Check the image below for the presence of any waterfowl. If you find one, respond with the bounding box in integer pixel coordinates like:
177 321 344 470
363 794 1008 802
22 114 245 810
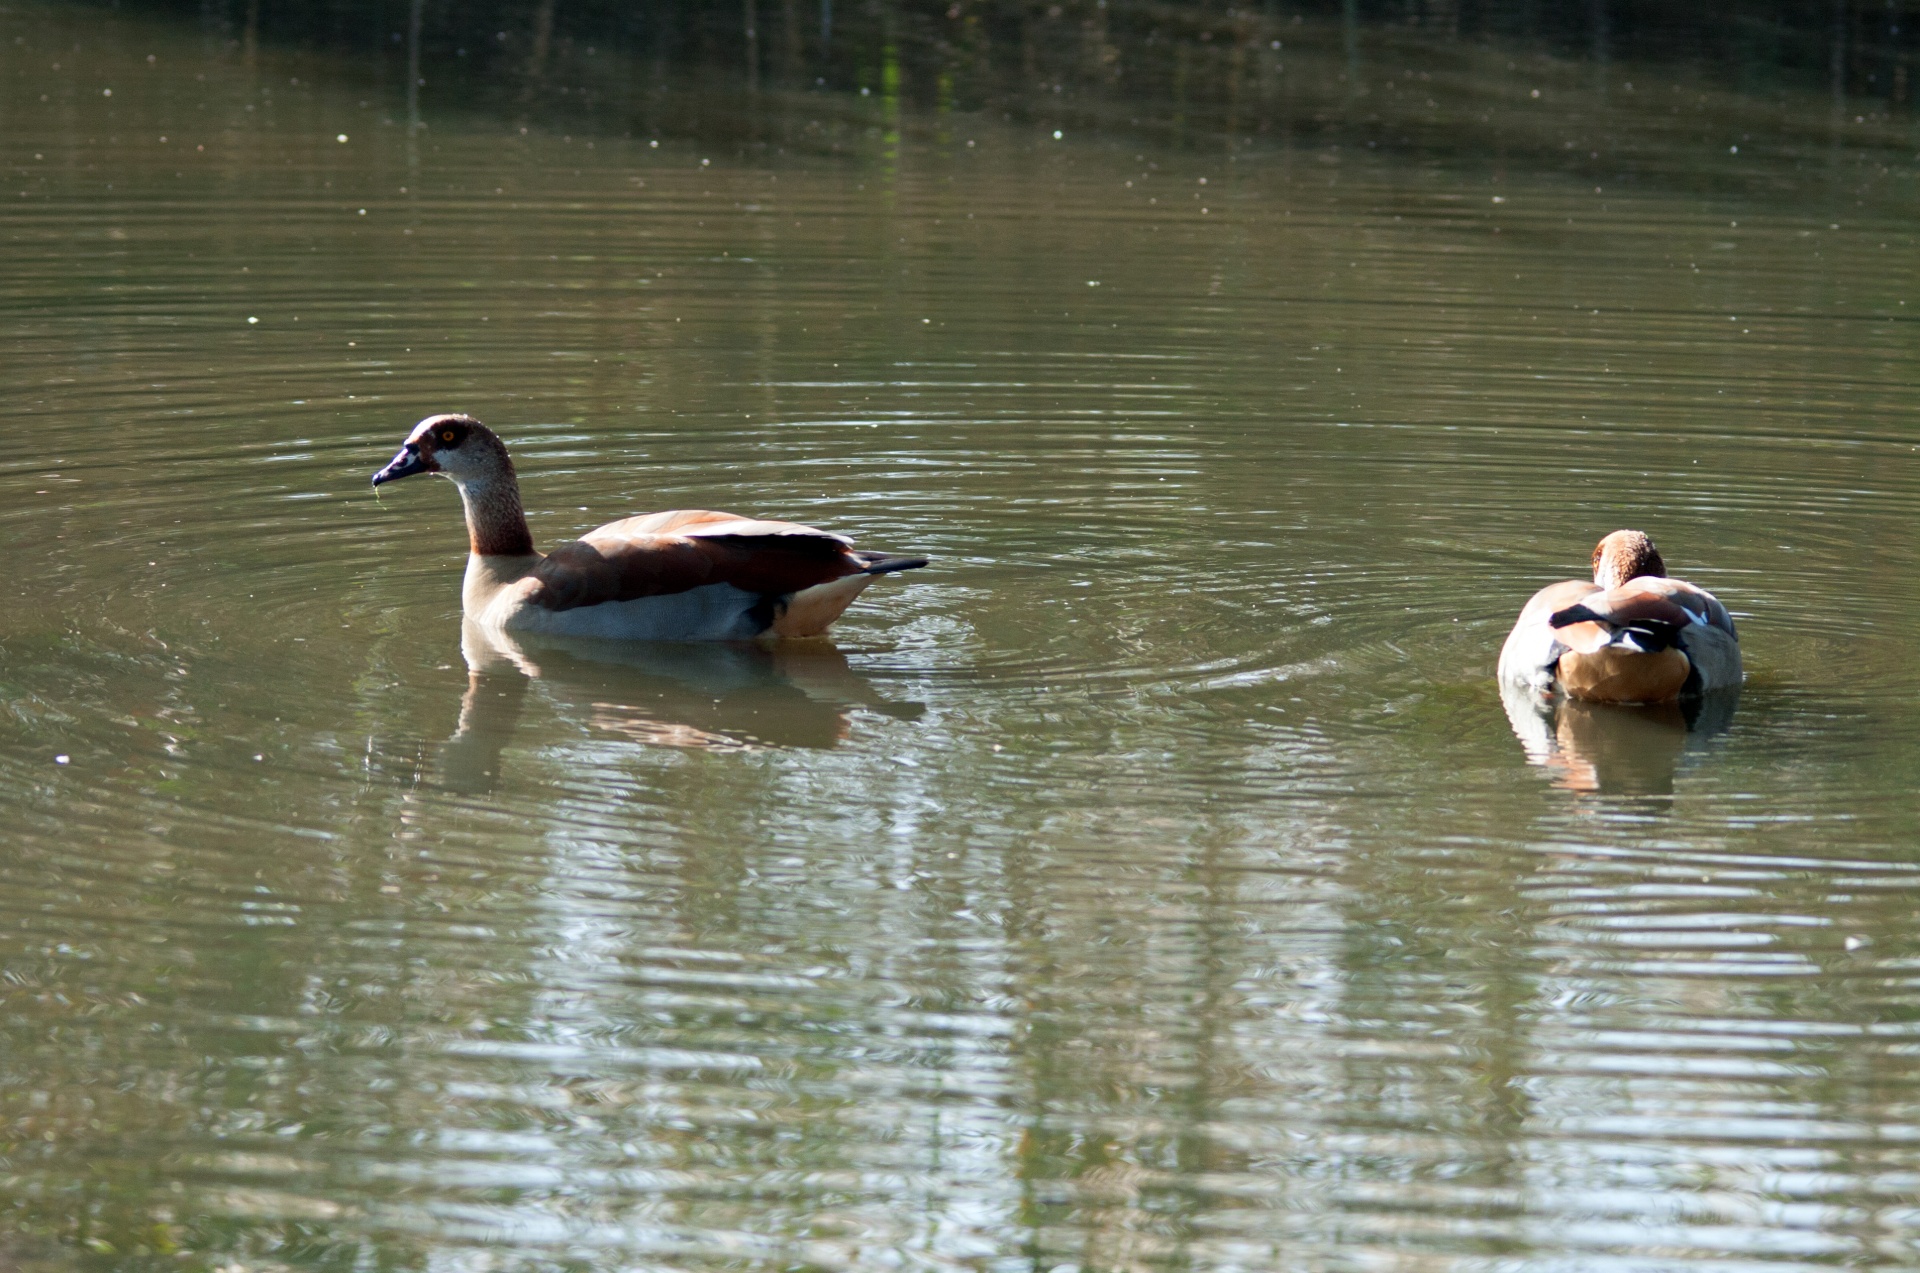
371 414 927 640
1497 529 1741 704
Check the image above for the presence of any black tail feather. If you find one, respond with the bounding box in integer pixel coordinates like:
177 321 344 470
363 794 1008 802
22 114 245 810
1551 602 1685 653
1548 604 1600 629
854 552 929 576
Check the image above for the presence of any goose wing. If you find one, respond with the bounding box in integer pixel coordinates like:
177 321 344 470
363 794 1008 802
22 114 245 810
528 509 870 613
1498 578 1600 691
1548 577 1736 651
1627 577 1736 637
1549 576 1741 691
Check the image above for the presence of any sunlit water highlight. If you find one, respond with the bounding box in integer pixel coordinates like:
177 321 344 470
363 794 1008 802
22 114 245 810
5 5 1920 1270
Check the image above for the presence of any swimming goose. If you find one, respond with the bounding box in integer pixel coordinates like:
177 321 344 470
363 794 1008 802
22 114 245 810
371 414 927 640
1497 529 1741 704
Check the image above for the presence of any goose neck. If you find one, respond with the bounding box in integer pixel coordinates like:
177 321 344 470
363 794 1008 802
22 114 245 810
454 473 536 558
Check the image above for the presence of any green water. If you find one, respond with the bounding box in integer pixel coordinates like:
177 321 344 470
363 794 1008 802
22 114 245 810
5 5 1920 1269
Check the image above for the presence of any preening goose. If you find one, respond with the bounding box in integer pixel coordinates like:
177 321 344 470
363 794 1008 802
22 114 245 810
1498 530 1741 704
371 414 927 640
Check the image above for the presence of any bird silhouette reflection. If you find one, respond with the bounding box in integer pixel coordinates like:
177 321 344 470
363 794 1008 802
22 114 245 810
1500 681 1738 796
439 621 924 792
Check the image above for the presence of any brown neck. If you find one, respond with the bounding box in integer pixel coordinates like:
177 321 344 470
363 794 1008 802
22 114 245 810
455 475 536 557
1593 531 1665 590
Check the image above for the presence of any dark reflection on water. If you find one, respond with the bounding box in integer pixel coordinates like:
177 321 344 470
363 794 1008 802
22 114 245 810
128 0 1920 168
1502 683 1740 796
6 1 1920 1269
443 622 927 790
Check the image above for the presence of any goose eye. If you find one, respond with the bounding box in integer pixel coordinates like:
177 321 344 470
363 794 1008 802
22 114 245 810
440 429 456 443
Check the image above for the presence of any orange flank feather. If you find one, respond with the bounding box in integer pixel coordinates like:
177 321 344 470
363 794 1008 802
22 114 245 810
1557 646 1693 704
771 575 882 637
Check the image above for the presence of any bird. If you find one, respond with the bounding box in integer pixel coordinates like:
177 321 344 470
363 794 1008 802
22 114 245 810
371 413 927 640
1497 529 1741 704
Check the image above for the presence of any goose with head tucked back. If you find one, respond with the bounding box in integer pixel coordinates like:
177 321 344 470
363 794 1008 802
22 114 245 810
371 414 927 640
1498 529 1741 704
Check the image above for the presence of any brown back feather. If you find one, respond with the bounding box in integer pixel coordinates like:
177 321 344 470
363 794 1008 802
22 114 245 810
527 531 864 612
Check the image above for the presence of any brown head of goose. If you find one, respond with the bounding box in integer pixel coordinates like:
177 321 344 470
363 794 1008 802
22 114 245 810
1498 529 1741 704
372 413 927 640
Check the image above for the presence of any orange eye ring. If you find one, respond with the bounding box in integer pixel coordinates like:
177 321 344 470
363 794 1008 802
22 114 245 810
441 430 456 442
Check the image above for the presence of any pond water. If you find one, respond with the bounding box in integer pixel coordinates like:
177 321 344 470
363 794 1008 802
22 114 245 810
5 4 1920 1270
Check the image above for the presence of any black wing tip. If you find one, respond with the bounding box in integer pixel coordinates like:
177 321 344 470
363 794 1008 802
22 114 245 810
857 553 930 575
1549 603 1599 629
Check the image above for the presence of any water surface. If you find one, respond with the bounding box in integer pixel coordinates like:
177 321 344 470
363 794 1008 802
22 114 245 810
6 6 1920 1269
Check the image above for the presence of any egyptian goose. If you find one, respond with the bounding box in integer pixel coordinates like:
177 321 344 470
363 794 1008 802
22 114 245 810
1497 530 1741 704
371 414 927 640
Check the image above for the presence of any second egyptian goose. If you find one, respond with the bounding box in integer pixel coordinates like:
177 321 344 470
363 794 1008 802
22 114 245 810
1498 530 1742 704
371 414 927 640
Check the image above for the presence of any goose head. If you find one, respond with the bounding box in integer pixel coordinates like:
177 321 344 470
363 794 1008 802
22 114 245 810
371 413 513 489
1591 529 1666 590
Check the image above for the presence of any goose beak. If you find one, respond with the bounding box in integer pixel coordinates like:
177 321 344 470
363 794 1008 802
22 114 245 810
371 444 432 487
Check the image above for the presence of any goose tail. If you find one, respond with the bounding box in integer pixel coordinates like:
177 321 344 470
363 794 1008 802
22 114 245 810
854 552 930 576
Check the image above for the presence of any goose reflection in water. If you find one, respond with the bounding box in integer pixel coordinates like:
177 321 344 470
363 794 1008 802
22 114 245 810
439 620 925 792
1500 681 1738 796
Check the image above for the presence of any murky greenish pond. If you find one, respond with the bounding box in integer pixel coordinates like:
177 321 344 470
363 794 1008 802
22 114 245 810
6 3 1920 1269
